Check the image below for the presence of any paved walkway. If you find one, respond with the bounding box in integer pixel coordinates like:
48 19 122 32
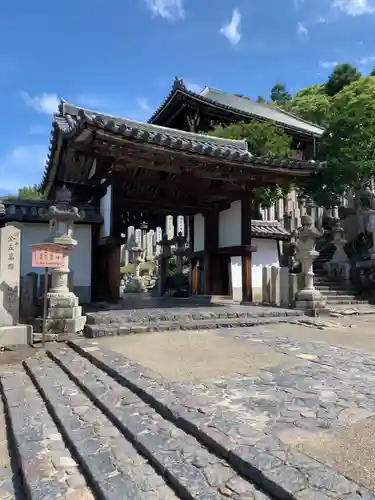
97 314 375 494
2 313 375 498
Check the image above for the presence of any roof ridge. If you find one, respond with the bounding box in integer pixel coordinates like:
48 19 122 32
59 100 250 150
201 87 325 132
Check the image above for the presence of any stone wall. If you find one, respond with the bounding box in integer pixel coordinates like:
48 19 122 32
253 266 302 308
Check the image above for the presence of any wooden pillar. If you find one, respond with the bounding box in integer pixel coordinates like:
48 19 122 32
107 244 121 303
188 216 198 295
203 211 219 295
241 193 252 303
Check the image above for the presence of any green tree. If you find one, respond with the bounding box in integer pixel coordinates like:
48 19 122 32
270 82 292 106
304 77 375 207
209 121 293 207
325 63 361 97
17 185 44 199
256 95 266 103
370 68 375 77
287 84 331 126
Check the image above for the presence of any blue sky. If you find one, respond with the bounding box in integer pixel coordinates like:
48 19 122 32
0 0 374 195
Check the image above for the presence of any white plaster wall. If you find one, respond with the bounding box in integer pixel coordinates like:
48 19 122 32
193 213 205 252
230 256 242 302
100 185 112 238
18 223 92 288
219 200 241 248
251 238 279 288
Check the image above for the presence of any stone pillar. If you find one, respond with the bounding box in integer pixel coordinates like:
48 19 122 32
173 232 187 274
43 185 86 335
295 215 326 312
329 221 350 284
156 234 173 296
0 225 21 325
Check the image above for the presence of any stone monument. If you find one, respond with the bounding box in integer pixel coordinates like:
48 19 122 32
295 215 326 312
35 185 87 338
0 202 32 344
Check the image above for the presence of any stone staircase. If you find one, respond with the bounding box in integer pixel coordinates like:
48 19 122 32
1 340 373 499
83 304 305 338
314 271 368 306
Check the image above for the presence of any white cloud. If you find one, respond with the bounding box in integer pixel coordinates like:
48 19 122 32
358 55 375 64
185 81 202 93
20 92 59 115
297 21 309 38
0 145 47 194
332 0 375 15
319 60 338 68
137 98 152 112
144 0 185 20
220 8 242 46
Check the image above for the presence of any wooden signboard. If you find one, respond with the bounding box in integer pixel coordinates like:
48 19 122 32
31 243 65 268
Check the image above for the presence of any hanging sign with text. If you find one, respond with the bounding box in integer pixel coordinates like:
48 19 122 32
31 243 66 268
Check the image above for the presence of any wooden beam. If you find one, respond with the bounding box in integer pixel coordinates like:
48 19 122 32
111 168 245 199
241 186 253 303
86 130 317 176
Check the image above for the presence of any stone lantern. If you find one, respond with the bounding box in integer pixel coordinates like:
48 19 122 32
124 234 145 293
44 185 87 335
295 215 326 311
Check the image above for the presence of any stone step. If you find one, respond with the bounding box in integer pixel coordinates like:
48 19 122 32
0 387 21 499
48 345 271 499
317 289 359 297
67 339 375 500
24 355 180 500
84 315 306 338
86 307 304 326
1 366 94 499
325 298 369 305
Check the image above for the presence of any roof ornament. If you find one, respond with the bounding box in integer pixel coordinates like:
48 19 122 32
0 200 6 218
55 184 72 204
173 76 187 91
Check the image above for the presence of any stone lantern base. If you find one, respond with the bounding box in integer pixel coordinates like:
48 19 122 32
33 292 87 340
295 288 327 313
124 277 146 293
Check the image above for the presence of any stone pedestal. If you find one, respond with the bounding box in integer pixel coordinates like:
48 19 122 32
34 186 87 337
295 215 326 312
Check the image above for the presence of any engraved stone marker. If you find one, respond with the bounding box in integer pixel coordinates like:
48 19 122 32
0 225 21 325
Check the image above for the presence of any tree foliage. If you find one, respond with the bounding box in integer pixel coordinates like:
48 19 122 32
7 185 44 200
303 77 375 207
325 63 361 97
270 82 292 106
209 121 293 207
287 84 331 126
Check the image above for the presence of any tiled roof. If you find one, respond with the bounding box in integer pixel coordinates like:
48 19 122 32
0 198 102 224
149 80 325 137
42 100 320 189
251 220 290 240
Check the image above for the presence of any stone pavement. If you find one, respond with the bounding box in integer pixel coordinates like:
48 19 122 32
2 315 375 498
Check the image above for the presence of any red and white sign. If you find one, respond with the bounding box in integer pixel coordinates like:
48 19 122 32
31 243 66 268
